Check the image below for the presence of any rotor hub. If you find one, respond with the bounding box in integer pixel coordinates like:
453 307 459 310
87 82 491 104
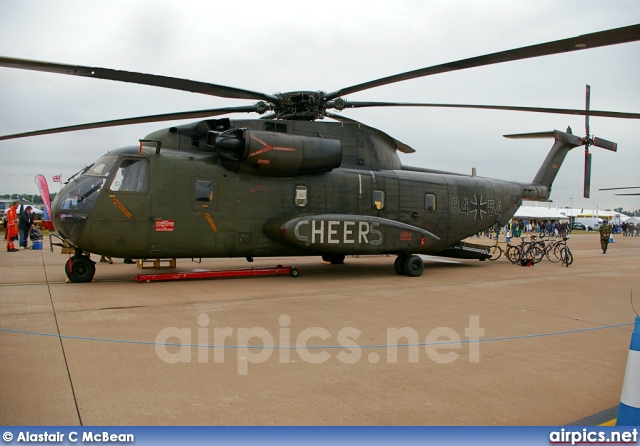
271 91 329 120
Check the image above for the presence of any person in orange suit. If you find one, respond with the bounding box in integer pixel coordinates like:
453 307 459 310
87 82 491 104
5 202 19 252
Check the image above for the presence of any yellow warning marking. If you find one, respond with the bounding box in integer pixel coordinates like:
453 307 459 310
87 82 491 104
112 198 132 218
205 213 218 233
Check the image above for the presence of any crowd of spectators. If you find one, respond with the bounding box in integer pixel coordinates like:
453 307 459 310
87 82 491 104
479 219 569 239
479 218 638 239
620 221 639 237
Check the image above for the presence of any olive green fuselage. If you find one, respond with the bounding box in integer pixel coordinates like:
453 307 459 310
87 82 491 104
51 118 543 260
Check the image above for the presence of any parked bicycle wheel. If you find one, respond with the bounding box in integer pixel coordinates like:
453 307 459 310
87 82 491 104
506 245 521 264
545 242 562 263
559 246 573 267
530 244 545 264
552 243 567 263
488 244 502 261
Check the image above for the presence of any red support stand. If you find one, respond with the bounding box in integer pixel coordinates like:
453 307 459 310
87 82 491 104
136 265 299 283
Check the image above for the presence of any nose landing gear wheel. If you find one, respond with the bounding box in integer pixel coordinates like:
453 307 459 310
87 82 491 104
65 255 96 283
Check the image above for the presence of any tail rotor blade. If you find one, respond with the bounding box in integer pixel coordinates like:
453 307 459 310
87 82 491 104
593 136 618 151
585 84 591 137
584 151 592 198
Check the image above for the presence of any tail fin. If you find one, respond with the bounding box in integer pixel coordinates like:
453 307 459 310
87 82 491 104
504 128 583 200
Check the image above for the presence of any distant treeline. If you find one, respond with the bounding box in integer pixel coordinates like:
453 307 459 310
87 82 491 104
1 193 58 205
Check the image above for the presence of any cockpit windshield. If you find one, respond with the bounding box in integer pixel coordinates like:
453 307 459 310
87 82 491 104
56 155 118 212
58 176 105 211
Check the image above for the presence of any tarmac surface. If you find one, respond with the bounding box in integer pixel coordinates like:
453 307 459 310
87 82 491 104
1 232 638 426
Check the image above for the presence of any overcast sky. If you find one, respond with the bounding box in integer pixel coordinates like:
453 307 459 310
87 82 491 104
0 0 638 211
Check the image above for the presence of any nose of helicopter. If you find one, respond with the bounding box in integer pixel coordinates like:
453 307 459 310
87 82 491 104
51 200 90 246
51 176 105 246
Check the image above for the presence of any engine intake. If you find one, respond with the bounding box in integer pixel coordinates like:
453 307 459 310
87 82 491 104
208 128 341 176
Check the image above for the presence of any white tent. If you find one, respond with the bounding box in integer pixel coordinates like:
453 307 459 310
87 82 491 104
625 217 640 225
513 206 569 220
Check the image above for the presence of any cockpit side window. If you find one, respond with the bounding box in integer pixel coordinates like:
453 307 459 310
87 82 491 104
109 159 148 192
87 155 118 177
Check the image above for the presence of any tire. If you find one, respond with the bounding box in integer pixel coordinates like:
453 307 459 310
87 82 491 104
506 246 521 264
289 267 299 277
552 244 566 263
560 247 573 266
322 254 345 264
545 243 561 263
394 253 409 275
531 246 545 264
488 244 502 261
403 255 424 277
65 256 96 283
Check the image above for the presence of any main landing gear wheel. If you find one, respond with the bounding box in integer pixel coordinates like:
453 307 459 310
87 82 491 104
394 253 409 275
65 255 96 283
394 253 424 277
322 254 346 265
404 255 424 277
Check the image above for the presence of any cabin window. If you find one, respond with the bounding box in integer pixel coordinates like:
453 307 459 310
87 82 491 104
425 193 436 212
195 180 213 202
109 159 148 192
295 185 308 207
373 190 385 210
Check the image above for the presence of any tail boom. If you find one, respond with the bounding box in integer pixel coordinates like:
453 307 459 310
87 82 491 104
505 129 583 201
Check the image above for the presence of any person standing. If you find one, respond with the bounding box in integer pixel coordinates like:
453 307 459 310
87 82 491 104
599 220 612 254
5 202 19 252
18 206 34 249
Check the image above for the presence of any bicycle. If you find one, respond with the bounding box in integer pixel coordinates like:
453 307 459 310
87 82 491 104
560 243 573 267
507 235 545 265
487 237 512 261
552 235 573 266
543 235 563 263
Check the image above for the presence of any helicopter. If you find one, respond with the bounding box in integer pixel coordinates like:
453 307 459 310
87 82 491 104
1 24 639 283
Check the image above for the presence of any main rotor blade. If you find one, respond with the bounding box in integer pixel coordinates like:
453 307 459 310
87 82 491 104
599 186 640 191
326 24 640 100
0 56 280 103
0 106 258 141
341 101 640 119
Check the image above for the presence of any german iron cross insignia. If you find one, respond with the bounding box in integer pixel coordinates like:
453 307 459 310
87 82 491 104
470 195 488 220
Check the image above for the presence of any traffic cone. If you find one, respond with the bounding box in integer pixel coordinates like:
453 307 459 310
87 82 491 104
616 316 640 425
